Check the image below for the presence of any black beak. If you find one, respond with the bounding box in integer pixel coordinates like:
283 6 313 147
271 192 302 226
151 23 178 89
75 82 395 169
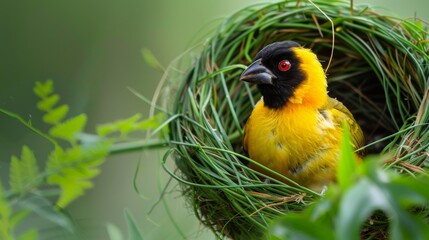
240 59 276 85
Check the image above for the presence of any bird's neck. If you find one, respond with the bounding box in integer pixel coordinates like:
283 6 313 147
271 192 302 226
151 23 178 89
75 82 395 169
260 78 328 110
286 48 328 109
288 80 328 108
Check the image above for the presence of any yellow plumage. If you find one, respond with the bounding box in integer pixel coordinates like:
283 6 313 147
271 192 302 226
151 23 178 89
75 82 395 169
241 41 364 191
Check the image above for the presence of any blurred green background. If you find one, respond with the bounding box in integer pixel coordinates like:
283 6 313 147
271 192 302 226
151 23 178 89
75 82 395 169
0 0 427 239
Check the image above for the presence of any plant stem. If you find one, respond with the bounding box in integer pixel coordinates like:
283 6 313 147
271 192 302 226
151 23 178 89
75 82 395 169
108 139 168 155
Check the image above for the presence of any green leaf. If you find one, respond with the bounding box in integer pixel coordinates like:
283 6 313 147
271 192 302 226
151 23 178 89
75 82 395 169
17 229 37 240
337 160 429 240
46 143 109 207
270 212 334 240
141 48 163 70
17 194 75 232
49 113 87 143
97 113 166 138
337 122 357 191
393 175 429 202
106 223 124 240
0 183 12 240
137 113 165 130
308 189 337 220
269 153 429 240
124 209 143 240
43 104 69 125
96 113 141 137
10 146 41 193
33 80 54 98
115 114 142 137
37 94 60 112
337 178 379 240
96 123 117 137
10 209 30 230
2 179 37 240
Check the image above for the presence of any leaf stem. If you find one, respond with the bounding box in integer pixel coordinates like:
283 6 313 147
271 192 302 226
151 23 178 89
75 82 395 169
0 108 59 149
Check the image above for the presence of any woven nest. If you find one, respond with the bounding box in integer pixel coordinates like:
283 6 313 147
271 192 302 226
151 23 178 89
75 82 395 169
164 0 429 239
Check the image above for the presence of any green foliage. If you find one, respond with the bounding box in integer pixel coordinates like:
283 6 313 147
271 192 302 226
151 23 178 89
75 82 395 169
106 210 145 240
97 112 165 139
49 114 87 144
18 194 75 232
33 80 108 208
337 123 358 191
36 93 60 111
0 183 13 240
16 229 37 240
34 79 87 144
269 131 429 240
0 79 166 239
125 209 144 240
43 104 69 125
338 162 429 240
46 144 108 208
107 223 124 240
10 146 41 194
33 80 54 99
141 48 163 70
34 80 69 125
402 19 428 47
0 184 37 240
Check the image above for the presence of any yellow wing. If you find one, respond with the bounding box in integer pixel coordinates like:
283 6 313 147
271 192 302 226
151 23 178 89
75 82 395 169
321 97 365 152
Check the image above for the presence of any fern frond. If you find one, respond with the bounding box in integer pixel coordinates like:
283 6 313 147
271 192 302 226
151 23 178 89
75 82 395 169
137 112 165 131
36 94 60 112
43 104 69 125
33 80 54 99
97 112 165 138
49 114 87 144
46 143 110 208
9 146 41 194
4 78 166 237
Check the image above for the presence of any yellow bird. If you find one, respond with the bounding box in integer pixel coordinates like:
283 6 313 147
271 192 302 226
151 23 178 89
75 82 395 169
241 41 364 191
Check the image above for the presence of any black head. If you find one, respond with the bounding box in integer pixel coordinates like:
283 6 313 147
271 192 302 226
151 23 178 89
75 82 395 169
240 41 306 109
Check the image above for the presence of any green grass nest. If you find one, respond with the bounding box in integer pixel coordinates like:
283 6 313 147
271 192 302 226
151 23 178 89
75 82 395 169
162 0 428 239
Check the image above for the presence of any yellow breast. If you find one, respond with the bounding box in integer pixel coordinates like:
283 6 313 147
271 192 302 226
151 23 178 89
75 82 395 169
243 99 343 190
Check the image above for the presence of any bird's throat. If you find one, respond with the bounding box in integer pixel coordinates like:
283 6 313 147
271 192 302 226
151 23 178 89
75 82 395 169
258 84 294 109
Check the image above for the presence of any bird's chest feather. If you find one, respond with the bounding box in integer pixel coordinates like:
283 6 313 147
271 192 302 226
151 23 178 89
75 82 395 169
245 100 339 184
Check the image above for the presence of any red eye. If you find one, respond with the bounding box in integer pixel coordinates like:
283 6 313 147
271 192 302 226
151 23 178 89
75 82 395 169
278 60 291 71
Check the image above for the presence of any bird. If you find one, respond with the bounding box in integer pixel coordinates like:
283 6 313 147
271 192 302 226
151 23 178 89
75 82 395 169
240 41 364 191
